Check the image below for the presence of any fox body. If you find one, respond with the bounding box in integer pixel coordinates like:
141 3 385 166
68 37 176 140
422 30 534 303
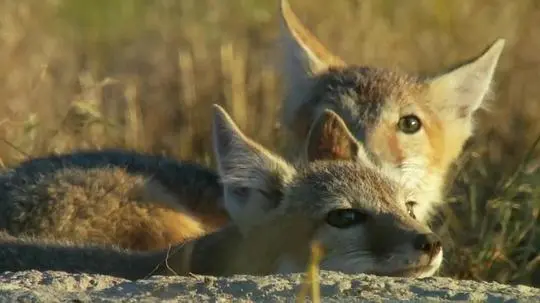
0 105 443 280
279 0 505 222
0 150 229 251
0 1 504 253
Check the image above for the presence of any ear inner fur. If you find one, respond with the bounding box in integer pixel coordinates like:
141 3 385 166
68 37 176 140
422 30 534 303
427 38 505 116
307 110 359 162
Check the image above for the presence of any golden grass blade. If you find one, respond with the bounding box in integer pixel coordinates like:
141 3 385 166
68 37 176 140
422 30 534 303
296 240 324 303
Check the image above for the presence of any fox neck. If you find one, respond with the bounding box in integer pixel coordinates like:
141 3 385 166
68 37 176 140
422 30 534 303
411 174 444 223
155 219 312 277
385 159 445 223
155 224 244 276
228 215 315 275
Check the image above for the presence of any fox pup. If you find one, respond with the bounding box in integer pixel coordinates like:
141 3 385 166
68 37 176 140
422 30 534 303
278 0 505 222
0 149 229 251
0 105 443 280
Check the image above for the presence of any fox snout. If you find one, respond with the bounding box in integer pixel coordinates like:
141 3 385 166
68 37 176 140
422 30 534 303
413 232 443 262
354 213 444 277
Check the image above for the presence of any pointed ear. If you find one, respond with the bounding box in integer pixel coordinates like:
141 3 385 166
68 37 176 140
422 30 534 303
211 104 294 228
211 103 249 175
279 0 347 135
212 104 291 183
279 0 346 78
306 109 374 167
427 39 505 117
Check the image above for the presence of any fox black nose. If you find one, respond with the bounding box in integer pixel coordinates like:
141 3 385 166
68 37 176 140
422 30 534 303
414 233 442 256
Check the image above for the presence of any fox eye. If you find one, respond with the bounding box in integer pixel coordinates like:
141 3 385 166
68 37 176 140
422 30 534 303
231 187 250 198
398 115 422 134
258 189 283 209
405 201 417 219
326 209 369 228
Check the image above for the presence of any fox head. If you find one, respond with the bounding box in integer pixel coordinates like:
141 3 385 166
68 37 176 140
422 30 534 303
210 104 443 277
278 0 506 222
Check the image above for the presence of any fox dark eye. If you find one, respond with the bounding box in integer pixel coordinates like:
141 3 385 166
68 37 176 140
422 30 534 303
398 115 422 134
406 201 417 219
258 189 283 209
326 209 369 228
231 187 250 198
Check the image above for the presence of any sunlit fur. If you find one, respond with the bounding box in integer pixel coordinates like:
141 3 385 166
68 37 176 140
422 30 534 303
279 0 505 222
0 106 443 279
0 150 229 251
211 105 444 277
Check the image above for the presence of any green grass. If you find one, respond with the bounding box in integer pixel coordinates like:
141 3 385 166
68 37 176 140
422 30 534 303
0 0 538 287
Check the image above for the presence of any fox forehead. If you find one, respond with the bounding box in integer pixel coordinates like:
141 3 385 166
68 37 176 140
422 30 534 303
301 66 427 136
286 161 407 215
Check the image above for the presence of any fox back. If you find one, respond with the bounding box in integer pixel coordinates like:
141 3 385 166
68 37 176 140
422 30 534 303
278 0 505 221
0 105 444 279
0 150 229 251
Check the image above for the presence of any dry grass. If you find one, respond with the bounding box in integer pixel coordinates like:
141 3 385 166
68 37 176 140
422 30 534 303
296 241 324 303
0 0 539 287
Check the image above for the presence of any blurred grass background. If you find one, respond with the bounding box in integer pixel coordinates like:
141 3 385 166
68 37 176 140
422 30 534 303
0 0 539 287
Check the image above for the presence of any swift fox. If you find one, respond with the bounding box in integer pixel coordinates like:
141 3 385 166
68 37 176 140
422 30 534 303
0 105 443 280
279 0 506 222
0 149 229 251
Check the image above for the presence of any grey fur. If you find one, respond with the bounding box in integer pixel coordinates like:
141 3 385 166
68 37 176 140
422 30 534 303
278 0 505 221
0 106 444 279
0 149 229 251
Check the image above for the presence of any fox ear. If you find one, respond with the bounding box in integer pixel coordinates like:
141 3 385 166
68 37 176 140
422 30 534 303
211 104 294 232
212 104 252 174
306 109 374 167
427 39 505 117
279 0 345 78
212 103 291 189
279 0 347 126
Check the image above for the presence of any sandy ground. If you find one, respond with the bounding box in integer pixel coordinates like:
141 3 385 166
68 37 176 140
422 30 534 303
0 270 538 302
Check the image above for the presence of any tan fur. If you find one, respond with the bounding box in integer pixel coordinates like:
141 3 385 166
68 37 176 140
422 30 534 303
0 152 229 251
279 0 506 222
210 105 444 277
0 105 444 279
3 167 214 251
